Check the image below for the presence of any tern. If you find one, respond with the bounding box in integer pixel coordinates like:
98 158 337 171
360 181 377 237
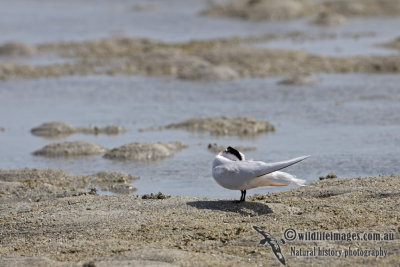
212 146 309 202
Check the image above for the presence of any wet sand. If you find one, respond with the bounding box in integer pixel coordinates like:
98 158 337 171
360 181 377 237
0 170 399 266
203 0 400 21
1 34 400 81
31 121 126 138
165 116 275 136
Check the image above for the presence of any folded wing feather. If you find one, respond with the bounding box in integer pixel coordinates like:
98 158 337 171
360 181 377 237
232 155 310 178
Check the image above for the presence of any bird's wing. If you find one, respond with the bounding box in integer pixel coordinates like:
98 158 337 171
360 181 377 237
253 226 286 265
233 155 310 178
253 226 268 237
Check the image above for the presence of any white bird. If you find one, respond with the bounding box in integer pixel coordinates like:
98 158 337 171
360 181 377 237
212 146 310 202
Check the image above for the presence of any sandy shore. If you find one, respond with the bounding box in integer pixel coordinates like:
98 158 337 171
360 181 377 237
1 170 399 266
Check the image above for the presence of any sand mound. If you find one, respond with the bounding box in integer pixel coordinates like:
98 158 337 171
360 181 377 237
203 0 315 21
379 36 400 50
33 141 107 157
133 49 238 81
77 125 126 135
0 41 36 56
203 0 400 21
31 121 76 137
312 11 347 25
31 121 126 137
103 142 187 161
166 116 275 136
278 73 316 85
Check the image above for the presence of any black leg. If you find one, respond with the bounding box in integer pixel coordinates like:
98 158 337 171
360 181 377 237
240 190 246 202
234 190 247 203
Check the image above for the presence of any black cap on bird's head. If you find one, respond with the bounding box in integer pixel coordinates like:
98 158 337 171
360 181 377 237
223 146 243 161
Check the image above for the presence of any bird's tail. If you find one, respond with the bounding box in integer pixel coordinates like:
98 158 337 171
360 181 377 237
246 171 306 189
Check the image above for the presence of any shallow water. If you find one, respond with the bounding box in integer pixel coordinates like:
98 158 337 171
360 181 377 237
255 17 400 57
0 53 76 66
0 0 297 44
1 73 399 198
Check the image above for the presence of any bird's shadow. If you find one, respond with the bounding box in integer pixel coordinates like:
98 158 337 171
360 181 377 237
186 200 273 217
